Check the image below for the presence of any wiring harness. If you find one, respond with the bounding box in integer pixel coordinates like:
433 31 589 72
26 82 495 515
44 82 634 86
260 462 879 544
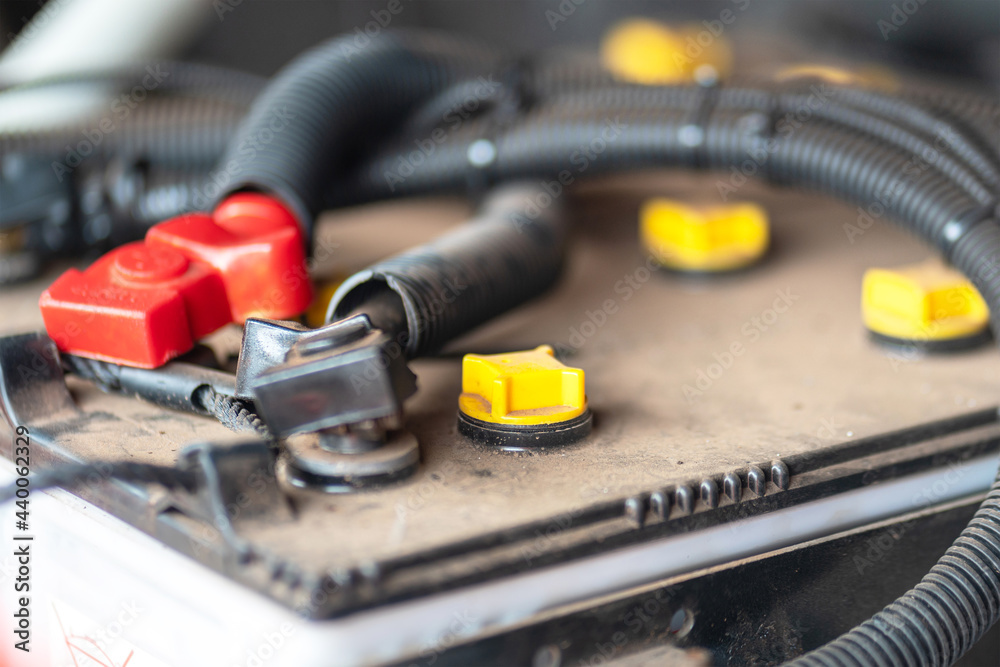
4 29 1000 665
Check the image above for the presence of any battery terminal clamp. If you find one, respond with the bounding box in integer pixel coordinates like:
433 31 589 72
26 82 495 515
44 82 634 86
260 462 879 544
236 316 419 491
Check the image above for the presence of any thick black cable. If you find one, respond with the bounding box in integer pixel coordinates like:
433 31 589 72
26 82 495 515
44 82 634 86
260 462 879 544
61 354 122 391
212 30 498 233
63 356 270 437
357 84 998 205
828 87 1000 181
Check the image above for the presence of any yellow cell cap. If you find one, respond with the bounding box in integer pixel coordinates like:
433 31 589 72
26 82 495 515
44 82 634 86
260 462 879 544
640 199 770 273
601 19 731 86
862 260 990 345
459 345 587 426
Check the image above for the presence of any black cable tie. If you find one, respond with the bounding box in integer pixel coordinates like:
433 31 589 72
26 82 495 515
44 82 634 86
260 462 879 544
728 90 785 186
679 84 720 170
938 205 997 262
758 92 787 184
461 77 522 199
500 55 536 114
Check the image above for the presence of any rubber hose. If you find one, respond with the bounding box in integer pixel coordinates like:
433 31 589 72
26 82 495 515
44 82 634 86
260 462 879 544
350 103 991 271
395 76 510 140
398 79 1000 222
527 72 1000 178
327 182 566 358
907 87 1000 154
213 31 496 233
517 65 1000 175
827 87 1000 180
343 103 991 211
529 85 999 200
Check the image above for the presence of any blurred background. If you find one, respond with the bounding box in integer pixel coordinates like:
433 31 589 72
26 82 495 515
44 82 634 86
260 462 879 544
2 0 999 84
0 0 997 285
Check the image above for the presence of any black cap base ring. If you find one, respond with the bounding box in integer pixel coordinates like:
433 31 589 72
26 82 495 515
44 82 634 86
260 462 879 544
457 409 593 451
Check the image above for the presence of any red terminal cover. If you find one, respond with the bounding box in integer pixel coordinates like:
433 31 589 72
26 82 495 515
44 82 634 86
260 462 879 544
147 193 312 322
39 193 312 368
39 242 231 368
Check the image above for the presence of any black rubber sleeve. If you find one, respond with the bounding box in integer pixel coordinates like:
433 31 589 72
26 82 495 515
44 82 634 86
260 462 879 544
327 182 566 358
212 31 496 233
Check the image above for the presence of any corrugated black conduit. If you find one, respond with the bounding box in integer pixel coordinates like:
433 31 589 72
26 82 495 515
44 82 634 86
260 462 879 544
212 31 498 232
